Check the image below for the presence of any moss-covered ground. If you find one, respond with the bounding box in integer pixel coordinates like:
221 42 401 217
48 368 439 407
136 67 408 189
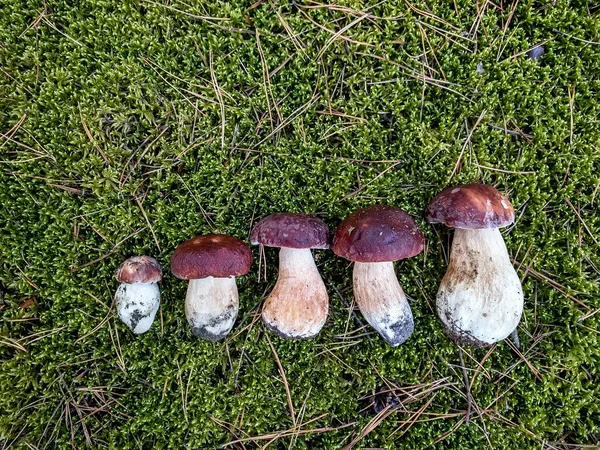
1 0 599 448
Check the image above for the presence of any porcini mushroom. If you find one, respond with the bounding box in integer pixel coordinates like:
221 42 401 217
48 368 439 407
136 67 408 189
251 213 329 339
171 234 252 341
426 183 524 347
332 206 424 346
114 256 162 334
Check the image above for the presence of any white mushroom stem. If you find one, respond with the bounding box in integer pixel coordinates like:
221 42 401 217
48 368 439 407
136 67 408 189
437 228 524 347
185 276 239 341
353 262 414 346
115 282 160 334
262 247 329 339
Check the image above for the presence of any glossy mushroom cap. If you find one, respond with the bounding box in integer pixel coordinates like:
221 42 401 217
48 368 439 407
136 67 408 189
251 213 329 249
426 183 515 229
332 206 424 263
171 234 252 279
115 256 162 284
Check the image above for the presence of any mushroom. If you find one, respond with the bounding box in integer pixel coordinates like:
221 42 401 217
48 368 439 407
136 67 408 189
114 256 162 334
332 206 424 346
251 213 329 339
426 183 524 347
171 234 252 341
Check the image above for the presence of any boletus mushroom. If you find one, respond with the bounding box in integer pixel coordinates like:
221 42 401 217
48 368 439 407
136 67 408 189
114 256 162 334
251 213 329 339
171 234 252 341
332 206 424 346
426 183 524 347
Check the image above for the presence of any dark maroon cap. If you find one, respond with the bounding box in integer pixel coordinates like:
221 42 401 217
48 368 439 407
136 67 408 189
426 183 515 229
332 206 424 263
251 213 329 249
115 256 162 284
171 234 252 279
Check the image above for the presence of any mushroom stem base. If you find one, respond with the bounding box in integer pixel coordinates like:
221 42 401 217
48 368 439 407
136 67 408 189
185 276 239 341
437 228 524 347
353 261 414 347
262 248 329 339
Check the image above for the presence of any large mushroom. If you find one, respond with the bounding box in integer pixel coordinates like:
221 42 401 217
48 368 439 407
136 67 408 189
426 183 524 347
332 206 424 346
171 234 252 341
114 256 162 334
251 213 329 339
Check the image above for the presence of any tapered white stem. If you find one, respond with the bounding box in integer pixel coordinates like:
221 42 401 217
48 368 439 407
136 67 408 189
437 228 524 347
353 261 414 346
115 282 160 334
262 248 329 339
185 276 239 341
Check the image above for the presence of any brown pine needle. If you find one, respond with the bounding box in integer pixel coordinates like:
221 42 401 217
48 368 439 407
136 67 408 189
0 113 27 151
457 347 472 424
505 339 541 380
449 110 486 180
388 393 437 440
341 161 403 201
514 258 589 310
474 163 535 174
316 13 371 60
134 196 161 252
265 333 296 427
0 335 28 352
220 413 356 446
342 406 395 450
80 113 109 164
141 0 230 22
209 50 226 149
298 10 374 48
565 198 599 246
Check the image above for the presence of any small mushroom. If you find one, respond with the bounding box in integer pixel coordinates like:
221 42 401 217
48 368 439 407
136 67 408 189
332 206 424 346
171 234 252 341
114 256 162 334
251 213 329 339
426 183 524 347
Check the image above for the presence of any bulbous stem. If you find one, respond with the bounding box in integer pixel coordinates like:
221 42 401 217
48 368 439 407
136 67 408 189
115 282 160 334
185 276 239 341
353 261 414 347
262 248 329 339
437 228 524 347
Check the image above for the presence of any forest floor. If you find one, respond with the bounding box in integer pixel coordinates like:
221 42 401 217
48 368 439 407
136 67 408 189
1 0 599 448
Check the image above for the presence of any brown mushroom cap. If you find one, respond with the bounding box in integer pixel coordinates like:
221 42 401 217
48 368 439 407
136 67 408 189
115 256 162 284
251 213 329 249
171 234 252 279
332 206 424 263
426 183 515 229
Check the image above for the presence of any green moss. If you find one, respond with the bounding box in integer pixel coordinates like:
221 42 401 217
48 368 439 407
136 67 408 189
1 0 599 448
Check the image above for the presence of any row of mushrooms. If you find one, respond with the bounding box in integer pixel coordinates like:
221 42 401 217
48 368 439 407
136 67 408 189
114 183 524 348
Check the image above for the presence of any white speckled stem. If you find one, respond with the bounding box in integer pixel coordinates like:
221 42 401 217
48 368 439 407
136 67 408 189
262 248 329 339
115 282 160 334
185 276 239 341
437 228 524 346
353 261 414 347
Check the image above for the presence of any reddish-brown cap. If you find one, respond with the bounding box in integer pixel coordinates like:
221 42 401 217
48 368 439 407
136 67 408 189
171 234 252 279
426 183 515 229
115 256 162 284
251 213 329 249
332 206 424 263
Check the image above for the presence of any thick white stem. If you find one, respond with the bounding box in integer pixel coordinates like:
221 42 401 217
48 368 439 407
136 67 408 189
437 228 524 347
353 262 414 347
115 282 160 334
262 248 329 339
185 277 239 341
